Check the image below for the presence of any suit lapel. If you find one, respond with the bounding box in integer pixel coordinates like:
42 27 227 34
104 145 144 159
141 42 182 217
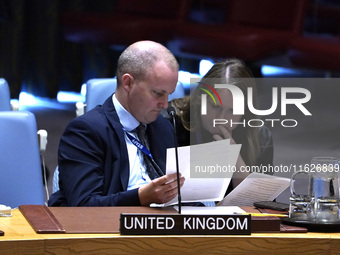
102 96 130 190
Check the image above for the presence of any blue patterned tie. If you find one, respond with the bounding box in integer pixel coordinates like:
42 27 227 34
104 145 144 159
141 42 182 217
135 124 162 179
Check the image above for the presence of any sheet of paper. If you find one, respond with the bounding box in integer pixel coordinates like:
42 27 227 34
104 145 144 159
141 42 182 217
173 206 246 215
217 172 290 206
165 139 241 206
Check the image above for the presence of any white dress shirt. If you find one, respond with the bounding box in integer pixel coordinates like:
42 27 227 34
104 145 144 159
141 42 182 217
112 94 151 190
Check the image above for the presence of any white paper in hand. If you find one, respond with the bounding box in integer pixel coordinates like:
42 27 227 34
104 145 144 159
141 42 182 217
165 139 241 206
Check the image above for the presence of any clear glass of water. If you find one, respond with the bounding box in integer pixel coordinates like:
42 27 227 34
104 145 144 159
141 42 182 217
310 157 340 223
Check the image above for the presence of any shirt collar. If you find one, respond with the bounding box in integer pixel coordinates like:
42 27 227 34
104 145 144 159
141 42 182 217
112 94 140 132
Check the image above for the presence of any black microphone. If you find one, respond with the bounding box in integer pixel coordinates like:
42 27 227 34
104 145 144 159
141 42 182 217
167 106 182 214
167 106 176 117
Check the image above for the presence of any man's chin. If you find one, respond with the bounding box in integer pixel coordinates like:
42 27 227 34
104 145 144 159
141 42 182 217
145 114 159 124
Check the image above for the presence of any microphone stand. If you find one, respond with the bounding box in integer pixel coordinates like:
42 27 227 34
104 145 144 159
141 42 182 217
169 108 182 214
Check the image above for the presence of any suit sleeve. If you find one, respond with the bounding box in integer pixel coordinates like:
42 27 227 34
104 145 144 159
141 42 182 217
57 116 140 206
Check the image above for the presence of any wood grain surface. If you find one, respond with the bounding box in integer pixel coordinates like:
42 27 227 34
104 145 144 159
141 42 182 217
1 209 340 255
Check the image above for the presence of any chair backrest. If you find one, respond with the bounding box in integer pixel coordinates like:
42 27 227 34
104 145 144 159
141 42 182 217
0 78 12 111
228 0 308 34
169 81 186 101
52 166 60 193
85 78 117 112
0 111 45 208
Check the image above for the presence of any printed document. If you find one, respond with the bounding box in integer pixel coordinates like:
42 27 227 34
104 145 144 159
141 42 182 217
217 172 290 206
173 206 246 215
164 139 241 206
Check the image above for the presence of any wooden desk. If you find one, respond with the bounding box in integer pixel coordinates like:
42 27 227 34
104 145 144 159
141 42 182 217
1 209 340 255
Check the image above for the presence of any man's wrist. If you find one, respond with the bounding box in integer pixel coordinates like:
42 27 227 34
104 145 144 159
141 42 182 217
138 186 149 206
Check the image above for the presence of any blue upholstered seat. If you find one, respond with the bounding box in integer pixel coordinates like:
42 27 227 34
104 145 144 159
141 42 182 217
0 78 12 111
86 78 117 112
0 111 45 208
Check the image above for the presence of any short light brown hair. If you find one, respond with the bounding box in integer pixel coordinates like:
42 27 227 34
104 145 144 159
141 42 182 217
116 41 179 86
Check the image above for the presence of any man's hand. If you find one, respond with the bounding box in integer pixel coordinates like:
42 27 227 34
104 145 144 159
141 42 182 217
138 173 185 205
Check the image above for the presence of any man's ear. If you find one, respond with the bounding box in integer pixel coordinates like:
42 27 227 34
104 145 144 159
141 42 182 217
121 74 134 92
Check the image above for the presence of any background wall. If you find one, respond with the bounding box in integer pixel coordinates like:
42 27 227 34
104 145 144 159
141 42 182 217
0 0 117 98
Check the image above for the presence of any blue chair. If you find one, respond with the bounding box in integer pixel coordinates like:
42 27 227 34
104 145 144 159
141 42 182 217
52 166 60 194
0 78 11 111
169 81 185 101
76 78 117 116
0 111 45 208
86 78 117 112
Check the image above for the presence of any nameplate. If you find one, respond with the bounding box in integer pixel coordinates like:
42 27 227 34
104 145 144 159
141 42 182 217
120 214 251 235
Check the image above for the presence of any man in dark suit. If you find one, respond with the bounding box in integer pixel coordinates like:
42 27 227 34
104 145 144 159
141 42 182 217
48 41 184 206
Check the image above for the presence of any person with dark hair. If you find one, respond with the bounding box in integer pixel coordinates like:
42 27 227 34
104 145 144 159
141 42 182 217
168 59 273 193
48 41 184 206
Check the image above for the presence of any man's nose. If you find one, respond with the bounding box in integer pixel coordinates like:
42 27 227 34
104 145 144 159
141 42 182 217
159 95 169 109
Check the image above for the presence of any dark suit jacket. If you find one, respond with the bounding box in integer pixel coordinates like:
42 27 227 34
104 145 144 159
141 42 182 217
48 96 175 206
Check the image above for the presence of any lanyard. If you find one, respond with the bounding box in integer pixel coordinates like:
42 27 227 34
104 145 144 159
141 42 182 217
125 131 154 160
124 129 164 177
